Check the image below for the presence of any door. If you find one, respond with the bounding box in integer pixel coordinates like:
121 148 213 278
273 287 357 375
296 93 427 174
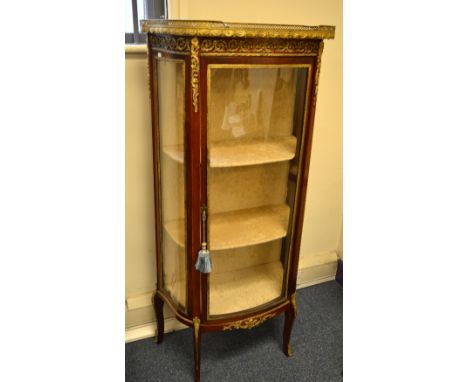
201 57 314 319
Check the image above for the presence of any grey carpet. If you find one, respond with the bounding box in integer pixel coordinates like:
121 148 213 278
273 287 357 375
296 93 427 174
126 281 343 382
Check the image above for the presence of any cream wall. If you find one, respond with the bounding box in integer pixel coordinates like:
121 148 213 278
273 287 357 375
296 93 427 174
126 0 342 329
125 50 157 327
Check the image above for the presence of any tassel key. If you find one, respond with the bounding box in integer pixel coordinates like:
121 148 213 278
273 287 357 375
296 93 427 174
195 246 212 273
196 205 212 273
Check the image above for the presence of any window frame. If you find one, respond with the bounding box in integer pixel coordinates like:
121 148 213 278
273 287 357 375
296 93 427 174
125 0 168 44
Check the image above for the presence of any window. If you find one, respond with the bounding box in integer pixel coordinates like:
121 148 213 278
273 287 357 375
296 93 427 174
126 0 167 44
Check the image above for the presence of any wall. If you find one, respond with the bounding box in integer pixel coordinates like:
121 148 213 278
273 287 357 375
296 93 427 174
126 0 342 329
125 48 157 327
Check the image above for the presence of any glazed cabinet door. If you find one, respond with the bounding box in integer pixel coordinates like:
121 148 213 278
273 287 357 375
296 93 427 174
152 54 188 313
202 59 313 319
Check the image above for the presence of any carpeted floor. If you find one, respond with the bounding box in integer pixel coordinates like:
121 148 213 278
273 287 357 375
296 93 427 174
126 281 343 382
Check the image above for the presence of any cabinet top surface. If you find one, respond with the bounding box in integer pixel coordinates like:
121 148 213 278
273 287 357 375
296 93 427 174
141 19 335 40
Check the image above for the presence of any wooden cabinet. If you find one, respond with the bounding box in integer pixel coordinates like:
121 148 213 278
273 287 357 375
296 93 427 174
142 19 335 381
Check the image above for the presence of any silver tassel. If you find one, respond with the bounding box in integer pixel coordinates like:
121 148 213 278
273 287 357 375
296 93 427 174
195 245 212 273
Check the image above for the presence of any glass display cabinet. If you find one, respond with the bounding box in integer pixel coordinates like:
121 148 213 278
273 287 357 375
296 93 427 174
142 19 335 381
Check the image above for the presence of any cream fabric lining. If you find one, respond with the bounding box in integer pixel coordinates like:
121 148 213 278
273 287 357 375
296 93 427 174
210 240 282 274
208 161 289 214
209 240 284 314
209 261 284 316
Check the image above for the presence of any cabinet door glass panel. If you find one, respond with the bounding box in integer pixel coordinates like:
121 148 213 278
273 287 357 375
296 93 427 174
207 65 310 317
155 58 187 310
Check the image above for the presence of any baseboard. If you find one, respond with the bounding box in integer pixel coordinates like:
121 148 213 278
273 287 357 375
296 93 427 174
297 274 337 289
125 251 339 343
126 317 187 343
297 251 338 287
126 291 153 311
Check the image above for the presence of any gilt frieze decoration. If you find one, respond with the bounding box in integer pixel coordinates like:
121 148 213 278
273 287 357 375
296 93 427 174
200 37 320 56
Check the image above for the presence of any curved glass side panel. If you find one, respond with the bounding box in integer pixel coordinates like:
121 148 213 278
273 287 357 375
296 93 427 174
155 58 187 310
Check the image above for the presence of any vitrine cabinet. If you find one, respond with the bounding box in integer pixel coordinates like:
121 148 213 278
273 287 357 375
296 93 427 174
142 19 335 381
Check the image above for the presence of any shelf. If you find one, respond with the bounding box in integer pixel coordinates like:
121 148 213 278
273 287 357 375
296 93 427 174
210 136 297 167
164 203 290 251
162 136 297 168
162 145 185 163
209 261 284 316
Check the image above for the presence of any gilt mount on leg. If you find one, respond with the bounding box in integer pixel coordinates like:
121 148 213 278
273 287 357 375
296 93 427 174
193 317 201 382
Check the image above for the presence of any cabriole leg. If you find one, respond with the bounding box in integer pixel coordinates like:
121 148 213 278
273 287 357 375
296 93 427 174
152 291 164 344
193 317 201 382
283 292 297 357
